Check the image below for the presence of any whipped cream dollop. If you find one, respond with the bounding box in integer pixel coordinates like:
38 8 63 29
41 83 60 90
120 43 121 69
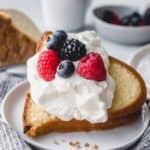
27 31 115 123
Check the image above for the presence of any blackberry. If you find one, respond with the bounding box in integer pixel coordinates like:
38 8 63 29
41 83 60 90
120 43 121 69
95 9 119 24
60 39 86 61
100 10 115 23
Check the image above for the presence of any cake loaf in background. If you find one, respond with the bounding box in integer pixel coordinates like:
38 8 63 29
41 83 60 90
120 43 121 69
0 9 41 67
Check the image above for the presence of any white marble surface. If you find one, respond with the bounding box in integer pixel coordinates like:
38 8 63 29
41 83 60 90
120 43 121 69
0 0 150 62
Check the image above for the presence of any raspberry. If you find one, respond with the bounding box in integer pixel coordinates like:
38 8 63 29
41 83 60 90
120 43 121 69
37 50 60 81
112 14 120 25
77 52 106 81
139 20 145 26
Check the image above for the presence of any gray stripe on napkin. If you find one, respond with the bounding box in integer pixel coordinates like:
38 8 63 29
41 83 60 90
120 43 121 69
0 76 24 102
0 121 31 150
0 75 31 150
132 124 150 150
0 120 31 150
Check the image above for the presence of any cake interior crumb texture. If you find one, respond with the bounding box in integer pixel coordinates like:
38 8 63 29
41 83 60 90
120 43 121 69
0 9 41 67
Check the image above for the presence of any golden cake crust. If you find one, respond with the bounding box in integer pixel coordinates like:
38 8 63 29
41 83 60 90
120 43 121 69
23 93 141 137
108 57 146 118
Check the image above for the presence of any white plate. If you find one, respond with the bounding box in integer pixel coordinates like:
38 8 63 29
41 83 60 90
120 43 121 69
1 81 150 150
129 44 150 98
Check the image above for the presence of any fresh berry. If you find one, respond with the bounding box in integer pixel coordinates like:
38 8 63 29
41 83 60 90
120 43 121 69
129 12 141 26
54 30 67 41
57 60 75 78
112 14 120 25
77 52 106 81
144 8 150 25
60 39 86 61
121 16 130 26
46 36 60 51
37 50 60 81
139 20 145 26
130 12 141 19
129 17 141 26
46 30 67 52
99 10 119 24
100 10 115 23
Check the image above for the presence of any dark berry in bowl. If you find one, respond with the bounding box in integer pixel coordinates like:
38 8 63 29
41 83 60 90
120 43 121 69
100 10 119 24
101 10 114 23
57 60 75 78
46 30 67 52
144 8 150 25
129 16 141 26
112 14 120 25
130 12 141 20
139 20 145 26
60 39 86 61
121 16 130 26
129 12 141 26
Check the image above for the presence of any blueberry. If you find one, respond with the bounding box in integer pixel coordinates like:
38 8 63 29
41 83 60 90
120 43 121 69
46 30 67 52
129 16 140 26
128 12 141 26
121 16 130 26
46 36 60 51
57 60 75 78
130 12 141 19
54 30 67 41
144 8 150 25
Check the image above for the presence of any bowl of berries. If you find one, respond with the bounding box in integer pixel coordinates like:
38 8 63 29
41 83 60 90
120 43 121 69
93 5 150 44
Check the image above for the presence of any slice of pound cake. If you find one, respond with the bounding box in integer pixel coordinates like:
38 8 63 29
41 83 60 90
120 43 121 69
23 31 146 137
0 9 41 67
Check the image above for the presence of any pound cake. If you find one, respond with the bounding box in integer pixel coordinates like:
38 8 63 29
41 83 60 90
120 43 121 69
23 31 146 137
0 9 40 67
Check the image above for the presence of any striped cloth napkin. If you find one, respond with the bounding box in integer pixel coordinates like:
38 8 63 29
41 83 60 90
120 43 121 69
0 75 32 150
0 75 149 150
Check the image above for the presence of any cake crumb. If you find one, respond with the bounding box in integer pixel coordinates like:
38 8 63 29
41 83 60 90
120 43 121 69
92 144 99 150
84 143 90 147
54 139 60 145
69 141 81 149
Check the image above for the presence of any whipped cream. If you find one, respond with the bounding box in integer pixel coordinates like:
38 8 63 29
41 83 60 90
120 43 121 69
27 31 115 123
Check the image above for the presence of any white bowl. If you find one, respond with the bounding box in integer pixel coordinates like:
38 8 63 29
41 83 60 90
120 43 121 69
93 5 150 44
129 44 150 98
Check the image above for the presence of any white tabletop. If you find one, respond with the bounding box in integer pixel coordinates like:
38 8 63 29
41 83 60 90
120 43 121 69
0 0 150 63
